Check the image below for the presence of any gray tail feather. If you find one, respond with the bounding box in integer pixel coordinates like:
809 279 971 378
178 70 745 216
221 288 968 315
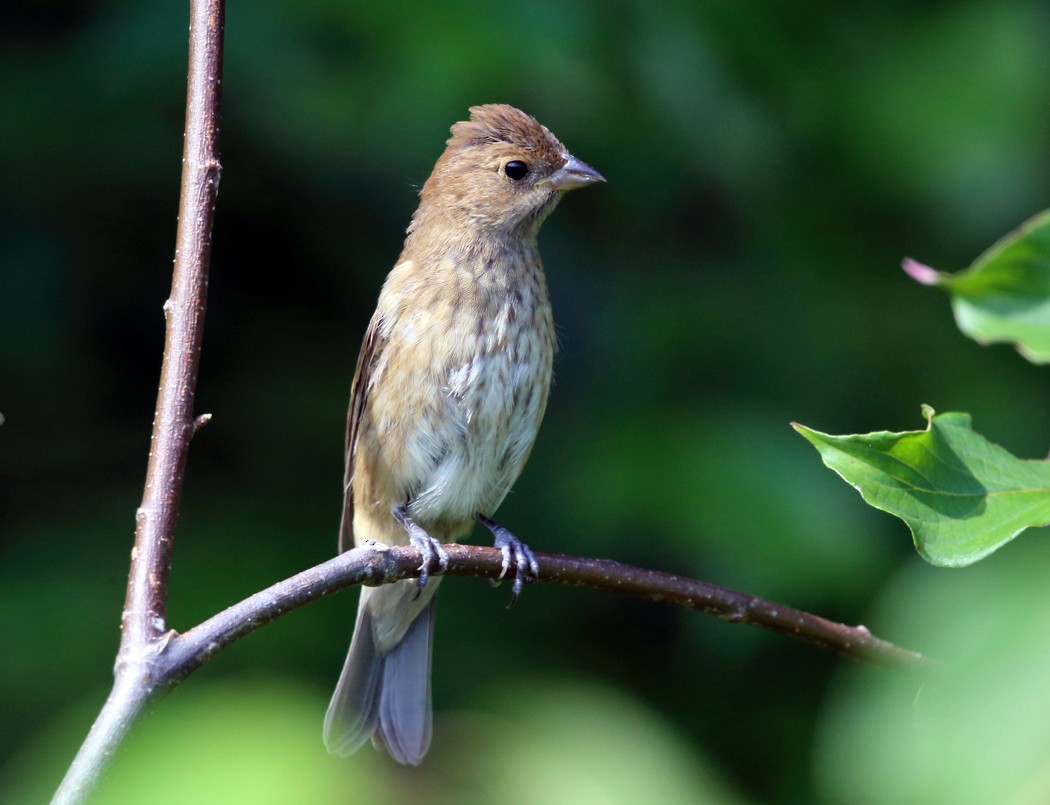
323 594 436 765
323 598 382 756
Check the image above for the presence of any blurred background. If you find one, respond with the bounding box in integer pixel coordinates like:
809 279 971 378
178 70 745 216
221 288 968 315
3 1 1050 802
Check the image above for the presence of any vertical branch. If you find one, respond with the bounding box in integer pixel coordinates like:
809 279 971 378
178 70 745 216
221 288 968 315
122 0 224 657
51 2 225 802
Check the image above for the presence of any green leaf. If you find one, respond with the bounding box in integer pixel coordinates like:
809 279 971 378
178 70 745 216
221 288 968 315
903 209 1050 363
794 406 1050 567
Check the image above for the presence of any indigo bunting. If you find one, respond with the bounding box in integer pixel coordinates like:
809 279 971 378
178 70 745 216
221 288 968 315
323 104 603 764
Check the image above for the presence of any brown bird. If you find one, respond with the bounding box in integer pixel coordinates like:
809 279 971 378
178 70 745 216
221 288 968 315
323 104 603 764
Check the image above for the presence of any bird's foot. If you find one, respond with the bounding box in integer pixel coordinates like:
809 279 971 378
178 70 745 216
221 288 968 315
475 514 539 606
393 506 449 594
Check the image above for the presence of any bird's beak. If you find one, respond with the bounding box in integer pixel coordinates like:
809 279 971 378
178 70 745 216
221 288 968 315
544 153 605 191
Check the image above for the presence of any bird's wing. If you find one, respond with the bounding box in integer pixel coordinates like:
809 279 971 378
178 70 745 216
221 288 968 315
339 312 386 553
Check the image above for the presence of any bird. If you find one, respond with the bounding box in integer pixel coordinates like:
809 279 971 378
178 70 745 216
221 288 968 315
323 104 604 765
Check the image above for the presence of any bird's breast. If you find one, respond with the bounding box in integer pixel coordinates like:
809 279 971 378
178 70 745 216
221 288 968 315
373 248 555 526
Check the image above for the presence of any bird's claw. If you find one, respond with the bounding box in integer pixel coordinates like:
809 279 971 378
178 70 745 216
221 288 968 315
393 506 449 596
408 531 450 595
476 514 539 607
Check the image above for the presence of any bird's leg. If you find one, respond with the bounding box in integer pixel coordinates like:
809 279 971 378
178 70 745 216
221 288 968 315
475 514 540 605
392 505 450 593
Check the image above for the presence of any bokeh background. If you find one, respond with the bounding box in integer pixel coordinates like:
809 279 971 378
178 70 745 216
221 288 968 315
4 1 1050 802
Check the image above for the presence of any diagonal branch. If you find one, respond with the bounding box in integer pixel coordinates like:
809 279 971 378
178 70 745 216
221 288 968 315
162 543 930 682
56 539 930 802
59 538 933 805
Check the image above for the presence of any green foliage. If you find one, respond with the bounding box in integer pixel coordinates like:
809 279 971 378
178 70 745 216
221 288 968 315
796 406 1050 567
799 207 1050 568
800 209 1050 569
904 209 1050 363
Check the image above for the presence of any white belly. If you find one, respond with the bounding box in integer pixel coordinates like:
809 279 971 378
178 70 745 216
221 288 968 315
406 345 550 523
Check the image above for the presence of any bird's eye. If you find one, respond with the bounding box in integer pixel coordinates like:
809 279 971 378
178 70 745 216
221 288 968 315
504 160 529 181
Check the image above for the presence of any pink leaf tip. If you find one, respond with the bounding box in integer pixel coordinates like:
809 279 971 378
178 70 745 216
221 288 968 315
902 257 940 285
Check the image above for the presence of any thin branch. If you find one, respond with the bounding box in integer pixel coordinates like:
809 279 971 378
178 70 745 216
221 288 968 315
531 551 926 671
121 0 223 657
51 2 225 802
56 542 929 803
160 544 929 684
57 538 930 801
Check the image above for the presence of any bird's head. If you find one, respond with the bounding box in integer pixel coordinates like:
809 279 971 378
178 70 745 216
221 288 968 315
412 104 604 239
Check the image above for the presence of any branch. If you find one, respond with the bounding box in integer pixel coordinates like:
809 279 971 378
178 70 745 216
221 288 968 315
59 540 932 803
122 0 223 657
163 543 929 684
57 540 929 802
51 2 224 802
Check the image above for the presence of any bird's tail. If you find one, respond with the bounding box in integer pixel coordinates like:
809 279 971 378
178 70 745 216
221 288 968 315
323 579 440 765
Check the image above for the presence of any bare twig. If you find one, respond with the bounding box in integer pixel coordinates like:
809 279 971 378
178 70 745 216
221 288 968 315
52 2 225 802
57 535 932 800
164 543 930 685
59 540 933 804
122 0 223 656
56 540 934 803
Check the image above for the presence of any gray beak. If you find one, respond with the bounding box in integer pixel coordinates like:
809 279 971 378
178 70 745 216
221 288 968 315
545 153 605 191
